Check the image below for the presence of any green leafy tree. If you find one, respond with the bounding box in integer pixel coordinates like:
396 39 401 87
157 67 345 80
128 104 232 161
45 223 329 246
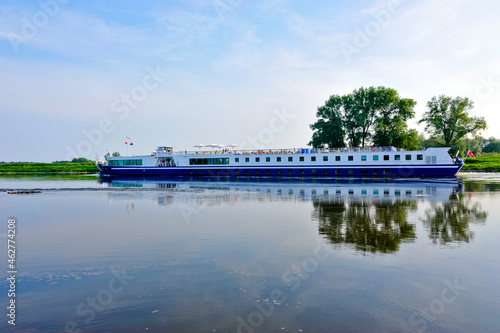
343 87 380 147
419 95 487 147
482 141 500 153
112 152 121 157
71 157 92 163
450 136 486 158
309 95 346 148
310 86 418 148
373 93 417 148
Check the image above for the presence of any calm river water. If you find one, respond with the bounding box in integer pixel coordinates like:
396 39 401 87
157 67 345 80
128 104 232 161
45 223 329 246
0 174 499 333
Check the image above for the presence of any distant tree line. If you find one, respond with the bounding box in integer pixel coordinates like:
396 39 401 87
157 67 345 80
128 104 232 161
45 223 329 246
309 86 489 156
0 158 94 164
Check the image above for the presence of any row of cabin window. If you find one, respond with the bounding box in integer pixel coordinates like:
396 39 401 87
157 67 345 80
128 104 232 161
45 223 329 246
189 158 230 165
234 154 424 163
109 159 143 166
188 168 391 174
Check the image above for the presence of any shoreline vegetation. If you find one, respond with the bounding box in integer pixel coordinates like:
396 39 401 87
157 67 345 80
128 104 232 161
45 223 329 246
0 162 99 174
1 155 500 174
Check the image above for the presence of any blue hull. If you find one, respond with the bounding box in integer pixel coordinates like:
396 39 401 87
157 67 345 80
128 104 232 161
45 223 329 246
98 164 462 178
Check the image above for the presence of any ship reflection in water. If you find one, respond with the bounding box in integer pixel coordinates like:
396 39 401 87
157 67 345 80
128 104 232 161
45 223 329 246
3 175 498 333
99 176 486 254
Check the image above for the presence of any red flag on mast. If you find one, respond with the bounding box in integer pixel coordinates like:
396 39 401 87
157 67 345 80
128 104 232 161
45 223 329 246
467 150 475 158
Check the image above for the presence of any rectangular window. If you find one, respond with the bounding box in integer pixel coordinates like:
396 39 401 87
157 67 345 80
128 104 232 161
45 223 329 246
299 169 305 174
235 169 240 174
288 157 293 162
255 157 260 162
277 169 281 174
255 169 260 174
384 168 390 174
417 154 423 161
245 169 250 174
361 168 367 174
384 155 389 161
216 169 220 174
311 156 316 162
336 169 341 174
266 169 271 174
323 156 328 161
406 155 411 161
198 170 202 174
189 158 230 165
300 156 304 162
348 156 353 161
235 158 239 162
266 157 271 162
189 169 193 174
288 169 293 174
395 155 401 161
323 169 328 174
373 155 379 161
335 156 340 161
373 168 379 174
245 157 250 162
277 157 281 162
348 169 353 174
311 169 316 174
361 155 367 161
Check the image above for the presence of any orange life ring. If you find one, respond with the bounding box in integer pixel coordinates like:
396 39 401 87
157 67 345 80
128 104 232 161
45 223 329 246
371 147 376 151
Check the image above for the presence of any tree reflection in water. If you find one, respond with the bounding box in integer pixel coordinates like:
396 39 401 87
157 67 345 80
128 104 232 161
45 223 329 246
423 193 487 244
315 192 488 253
314 198 417 253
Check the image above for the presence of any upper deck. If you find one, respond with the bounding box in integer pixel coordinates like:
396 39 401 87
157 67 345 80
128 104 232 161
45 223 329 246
156 146 425 156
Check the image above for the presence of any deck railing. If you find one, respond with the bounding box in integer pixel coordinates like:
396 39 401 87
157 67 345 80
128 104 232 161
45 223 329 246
159 146 405 156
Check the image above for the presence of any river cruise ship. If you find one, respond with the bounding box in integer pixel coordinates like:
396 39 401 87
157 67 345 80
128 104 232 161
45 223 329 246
96 146 463 177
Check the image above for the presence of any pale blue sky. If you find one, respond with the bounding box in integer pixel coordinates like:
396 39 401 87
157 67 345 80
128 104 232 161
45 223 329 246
1 0 499 161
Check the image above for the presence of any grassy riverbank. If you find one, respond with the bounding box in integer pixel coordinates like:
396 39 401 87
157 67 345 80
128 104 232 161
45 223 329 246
0 162 99 174
461 155 500 172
